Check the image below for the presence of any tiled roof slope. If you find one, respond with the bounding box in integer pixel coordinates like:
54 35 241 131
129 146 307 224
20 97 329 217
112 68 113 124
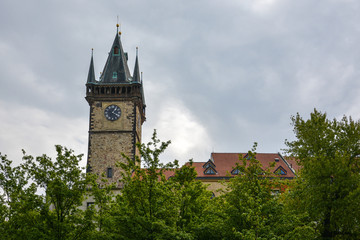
192 152 298 179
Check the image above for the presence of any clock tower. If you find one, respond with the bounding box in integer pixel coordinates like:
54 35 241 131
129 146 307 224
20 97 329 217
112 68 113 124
85 25 145 188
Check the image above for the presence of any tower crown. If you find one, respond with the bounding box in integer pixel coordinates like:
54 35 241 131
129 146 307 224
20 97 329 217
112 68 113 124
85 27 145 121
99 31 132 83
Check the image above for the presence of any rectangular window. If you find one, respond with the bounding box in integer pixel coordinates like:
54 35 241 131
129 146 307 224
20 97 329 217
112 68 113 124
107 167 113 178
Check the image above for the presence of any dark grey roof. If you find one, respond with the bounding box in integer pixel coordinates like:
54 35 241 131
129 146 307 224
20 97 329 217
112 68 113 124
87 50 96 83
99 32 131 83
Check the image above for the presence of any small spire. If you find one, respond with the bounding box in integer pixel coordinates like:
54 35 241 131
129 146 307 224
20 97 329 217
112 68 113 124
87 48 96 83
141 72 143 83
133 47 141 83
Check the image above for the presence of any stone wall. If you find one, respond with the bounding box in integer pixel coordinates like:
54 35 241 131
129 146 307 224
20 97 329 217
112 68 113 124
87 100 136 188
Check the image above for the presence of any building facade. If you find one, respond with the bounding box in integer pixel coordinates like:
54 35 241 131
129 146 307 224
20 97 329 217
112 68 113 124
191 152 298 196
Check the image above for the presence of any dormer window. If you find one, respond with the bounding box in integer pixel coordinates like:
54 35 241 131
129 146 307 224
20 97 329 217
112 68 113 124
114 46 119 55
203 160 216 169
112 72 117 79
204 166 217 175
231 168 241 175
274 166 287 175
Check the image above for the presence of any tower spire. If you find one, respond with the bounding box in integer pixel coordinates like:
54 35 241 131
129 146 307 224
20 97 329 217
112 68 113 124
87 48 95 83
99 25 130 83
133 47 140 83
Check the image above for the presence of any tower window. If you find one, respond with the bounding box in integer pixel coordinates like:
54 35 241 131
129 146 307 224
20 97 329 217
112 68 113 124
107 168 113 178
112 72 117 79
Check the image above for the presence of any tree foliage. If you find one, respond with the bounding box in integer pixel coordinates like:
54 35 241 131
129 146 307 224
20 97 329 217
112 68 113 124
285 109 360 239
106 130 212 239
0 146 94 240
2 115 360 240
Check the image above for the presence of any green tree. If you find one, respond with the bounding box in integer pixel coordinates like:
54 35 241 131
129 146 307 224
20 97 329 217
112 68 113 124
82 174 116 240
108 130 212 240
0 153 43 239
110 131 180 239
285 109 360 239
220 145 285 239
22 145 93 240
170 161 213 237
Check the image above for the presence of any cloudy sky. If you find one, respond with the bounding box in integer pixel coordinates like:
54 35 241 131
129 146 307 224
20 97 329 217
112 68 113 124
1 0 360 166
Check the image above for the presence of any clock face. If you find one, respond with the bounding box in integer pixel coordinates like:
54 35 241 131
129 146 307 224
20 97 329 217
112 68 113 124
104 105 121 121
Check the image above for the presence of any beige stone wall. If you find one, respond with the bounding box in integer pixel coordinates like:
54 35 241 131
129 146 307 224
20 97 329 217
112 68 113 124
88 132 133 186
90 101 135 131
134 106 142 164
79 189 122 211
135 106 142 141
88 100 136 188
200 180 229 197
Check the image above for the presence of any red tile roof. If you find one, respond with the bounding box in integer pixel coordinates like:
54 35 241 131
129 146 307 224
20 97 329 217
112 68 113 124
191 152 298 179
138 153 300 181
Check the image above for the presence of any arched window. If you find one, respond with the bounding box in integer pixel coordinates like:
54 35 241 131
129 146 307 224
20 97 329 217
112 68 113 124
112 72 117 79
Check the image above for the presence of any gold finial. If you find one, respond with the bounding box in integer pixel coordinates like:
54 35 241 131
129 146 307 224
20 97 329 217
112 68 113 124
116 16 121 35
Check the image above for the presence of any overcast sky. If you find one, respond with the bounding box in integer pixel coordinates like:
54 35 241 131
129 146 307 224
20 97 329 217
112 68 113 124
1 0 360 166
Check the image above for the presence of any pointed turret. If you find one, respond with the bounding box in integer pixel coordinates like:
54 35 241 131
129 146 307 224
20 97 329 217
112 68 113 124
99 25 131 83
87 49 96 83
133 47 140 83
